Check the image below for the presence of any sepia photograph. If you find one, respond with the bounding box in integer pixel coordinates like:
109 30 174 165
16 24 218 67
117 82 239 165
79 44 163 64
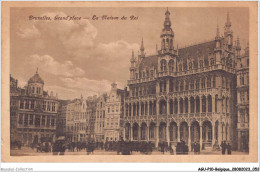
1 1 258 164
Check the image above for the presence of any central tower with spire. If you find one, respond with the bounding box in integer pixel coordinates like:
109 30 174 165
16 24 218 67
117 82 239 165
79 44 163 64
160 8 174 54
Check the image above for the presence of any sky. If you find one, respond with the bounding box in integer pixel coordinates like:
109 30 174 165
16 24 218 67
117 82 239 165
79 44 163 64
10 7 249 100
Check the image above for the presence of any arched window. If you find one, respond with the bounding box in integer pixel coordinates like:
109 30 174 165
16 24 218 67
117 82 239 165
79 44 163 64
208 95 212 112
169 60 174 72
189 62 192 70
196 79 200 90
213 75 216 87
201 78 205 89
180 98 183 114
199 60 203 68
185 80 189 90
175 81 179 91
207 76 211 88
190 97 195 113
190 80 194 90
160 59 167 72
180 81 184 91
179 64 182 72
196 96 200 113
215 95 218 112
202 96 206 112
169 80 173 92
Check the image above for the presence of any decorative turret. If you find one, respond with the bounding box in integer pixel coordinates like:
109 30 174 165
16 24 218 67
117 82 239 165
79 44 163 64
27 68 44 96
160 8 174 54
130 50 136 80
236 36 241 58
139 37 145 59
215 24 221 41
224 12 233 50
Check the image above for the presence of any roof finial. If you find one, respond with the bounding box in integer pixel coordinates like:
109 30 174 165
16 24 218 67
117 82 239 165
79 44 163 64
36 67 38 74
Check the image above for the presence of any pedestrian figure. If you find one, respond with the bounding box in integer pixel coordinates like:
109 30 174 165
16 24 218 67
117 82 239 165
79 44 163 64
227 143 232 155
221 141 227 155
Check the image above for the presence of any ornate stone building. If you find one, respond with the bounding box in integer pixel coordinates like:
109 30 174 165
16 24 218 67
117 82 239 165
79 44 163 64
65 97 88 142
95 94 107 142
10 70 59 146
123 9 240 149
86 95 98 140
236 43 249 152
104 83 125 141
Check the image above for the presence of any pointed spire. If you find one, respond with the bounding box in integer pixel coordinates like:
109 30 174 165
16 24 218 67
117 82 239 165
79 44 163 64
216 24 220 37
36 67 38 74
164 7 171 29
132 50 134 58
225 11 231 27
140 37 144 51
140 37 145 58
176 44 179 55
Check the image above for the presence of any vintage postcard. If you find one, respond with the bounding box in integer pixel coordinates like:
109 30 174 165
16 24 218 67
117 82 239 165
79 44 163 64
1 1 258 163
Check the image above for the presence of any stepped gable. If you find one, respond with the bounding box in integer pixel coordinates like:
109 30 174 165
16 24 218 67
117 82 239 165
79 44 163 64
138 55 158 70
178 40 216 60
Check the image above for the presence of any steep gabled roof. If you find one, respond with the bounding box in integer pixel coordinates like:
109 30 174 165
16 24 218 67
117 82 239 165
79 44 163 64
139 55 158 70
178 40 216 60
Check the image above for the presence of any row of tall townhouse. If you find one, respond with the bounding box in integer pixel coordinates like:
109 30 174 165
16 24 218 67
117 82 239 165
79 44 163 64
10 70 60 146
123 9 249 151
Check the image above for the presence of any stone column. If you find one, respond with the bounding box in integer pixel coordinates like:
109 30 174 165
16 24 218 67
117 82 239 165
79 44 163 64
130 126 133 141
212 95 215 113
200 96 202 113
40 115 42 126
132 103 134 117
33 114 35 125
206 96 208 113
166 122 170 145
147 102 150 116
123 128 126 141
156 100 159 116
178 99 181 114
147 126 150 141
139 101 142 116
177 124 180 142
200 125 203 149
194 98 197 113
167 100 170 115
156 81 160 94
188 97 191 114
218 122 222 145
212 123 215 147
188 124 191 151
166 78 169 93
139 125 141 141
155 124 159 147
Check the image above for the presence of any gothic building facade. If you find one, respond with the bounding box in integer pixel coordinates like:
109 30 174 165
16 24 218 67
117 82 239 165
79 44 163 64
123 9 242 149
